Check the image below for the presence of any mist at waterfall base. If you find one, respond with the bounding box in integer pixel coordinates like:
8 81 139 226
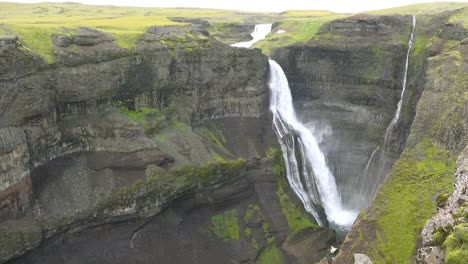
231 24 359 229
233 19 416 230
268 60 358 229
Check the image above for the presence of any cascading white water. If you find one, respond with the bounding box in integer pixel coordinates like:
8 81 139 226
355 15 417 200
231 24 272 48
383 15 416 145
233 23 358 227
268 60 358 227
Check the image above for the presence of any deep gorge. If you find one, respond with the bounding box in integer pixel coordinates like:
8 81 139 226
0 3 467 264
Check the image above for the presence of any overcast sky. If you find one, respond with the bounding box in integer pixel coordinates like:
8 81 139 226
4 0 468 13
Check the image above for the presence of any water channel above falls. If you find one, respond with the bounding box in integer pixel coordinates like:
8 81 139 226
232 19 416 231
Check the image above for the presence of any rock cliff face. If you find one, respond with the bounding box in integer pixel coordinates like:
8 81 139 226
334 11 468 263
267 10 467 263
0 25 276 262
417 146 468 264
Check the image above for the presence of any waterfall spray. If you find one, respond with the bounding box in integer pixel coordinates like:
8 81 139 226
268 60 357 227
233 24 359 228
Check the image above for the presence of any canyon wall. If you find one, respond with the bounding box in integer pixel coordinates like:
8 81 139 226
0 25 281 262
272 14 413 209
333 10 468 264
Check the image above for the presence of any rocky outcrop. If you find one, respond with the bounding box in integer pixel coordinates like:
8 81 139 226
6 151 335 264
417 146 468 263
0 36 18 55
208 23 256 44
354 254 373 264
320 14 410 37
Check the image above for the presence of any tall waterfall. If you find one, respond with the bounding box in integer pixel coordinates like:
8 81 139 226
383 15 416 145
268 60 357 227
231 24 272 48
355 15 417 200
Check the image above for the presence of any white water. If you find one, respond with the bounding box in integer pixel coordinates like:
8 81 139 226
268 60 358 227
234 23 359 227
231 24 272 48
355 15 417 200
383 15 416 145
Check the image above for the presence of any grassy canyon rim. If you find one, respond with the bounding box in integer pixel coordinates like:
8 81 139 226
1 2 468 62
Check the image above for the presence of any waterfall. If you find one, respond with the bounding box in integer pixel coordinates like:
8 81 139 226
231 24 272 48
355 15 417 200
268 60 358 227
233 23 358 227
382 15 416 145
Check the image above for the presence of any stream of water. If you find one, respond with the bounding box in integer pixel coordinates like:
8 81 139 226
355 15 417 200
230 24 272 48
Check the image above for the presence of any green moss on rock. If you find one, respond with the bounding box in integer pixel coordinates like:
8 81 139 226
119 105 164 134
434 227 451 246
369 142 455 263
210 209 240 241
97 159 246 216
245 204 262 224
258 245 284 264
436 193 450 207
0 224 43 261
444 224 468 264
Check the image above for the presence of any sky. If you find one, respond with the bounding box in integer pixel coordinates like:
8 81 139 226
4 0 468 13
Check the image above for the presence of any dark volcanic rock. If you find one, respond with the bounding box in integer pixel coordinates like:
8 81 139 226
320 14 409 37
0 36 19 55
0 23 272 263
438 22 468 41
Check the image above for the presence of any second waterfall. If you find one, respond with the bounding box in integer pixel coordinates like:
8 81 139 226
268 60 358 228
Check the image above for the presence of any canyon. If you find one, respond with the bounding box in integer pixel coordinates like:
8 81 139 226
0 2 467 264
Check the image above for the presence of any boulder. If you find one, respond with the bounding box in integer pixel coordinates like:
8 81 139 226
354 253 372 264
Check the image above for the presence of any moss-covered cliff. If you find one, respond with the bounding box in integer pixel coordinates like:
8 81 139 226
334 8 468 263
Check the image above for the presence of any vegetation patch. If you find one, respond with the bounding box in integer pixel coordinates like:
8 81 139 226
0 2 270 61
196 126 230 154
254 14 342 55
436 193 449 207
97 158 246 214
257 245 284 264
434 226 452 246
369 141 456 263
120 106 164 134
0 224 43 258
366 2 468 15
210 209 240 241
444 224 468 264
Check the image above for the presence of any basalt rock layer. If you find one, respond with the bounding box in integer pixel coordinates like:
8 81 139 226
0 25 275 262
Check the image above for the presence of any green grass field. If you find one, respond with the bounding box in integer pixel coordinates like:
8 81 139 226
1 2 467 61
0 2 272 62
